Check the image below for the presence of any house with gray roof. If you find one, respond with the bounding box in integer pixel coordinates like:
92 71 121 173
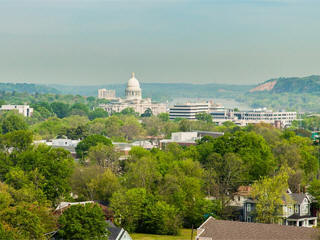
107 221 132 240
196 217 319 240
244 189 317 227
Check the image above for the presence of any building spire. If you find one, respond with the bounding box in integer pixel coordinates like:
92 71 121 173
131 72 135 78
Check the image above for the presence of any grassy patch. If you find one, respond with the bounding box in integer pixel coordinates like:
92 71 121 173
131 229 194 240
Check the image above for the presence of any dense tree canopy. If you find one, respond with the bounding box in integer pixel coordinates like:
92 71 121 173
57 203 109 240
76 134 112 159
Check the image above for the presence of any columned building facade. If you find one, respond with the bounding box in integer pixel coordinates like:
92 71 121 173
99 73 167 116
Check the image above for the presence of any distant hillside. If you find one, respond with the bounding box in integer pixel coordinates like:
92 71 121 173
250 75 320 94
51 83 253 101
0 83 60 94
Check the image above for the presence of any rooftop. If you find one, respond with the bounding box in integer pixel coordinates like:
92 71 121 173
197 217 319 240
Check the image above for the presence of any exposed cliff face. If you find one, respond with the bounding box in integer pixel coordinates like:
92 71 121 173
249 80 277 92
249 75 320 94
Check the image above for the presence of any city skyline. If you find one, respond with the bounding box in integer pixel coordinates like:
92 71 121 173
1 0 320 85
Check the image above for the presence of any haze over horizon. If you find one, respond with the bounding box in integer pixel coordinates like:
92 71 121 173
1 0 320 86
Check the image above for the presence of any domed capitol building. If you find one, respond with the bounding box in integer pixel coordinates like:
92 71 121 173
98 73 167 115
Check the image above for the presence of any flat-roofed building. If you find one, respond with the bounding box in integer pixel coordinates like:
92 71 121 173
98 88 116 100
160 131 224 149
169 102 209 120
210 108 297 127
0 104 33 117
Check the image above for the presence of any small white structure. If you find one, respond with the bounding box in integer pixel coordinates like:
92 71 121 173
0 105 33 117
33 139 80 155
55 201 94 212
51 139 80 148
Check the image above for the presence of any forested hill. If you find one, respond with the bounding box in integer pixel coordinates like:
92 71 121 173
0 83 60 94
52 83 253 101
250 75 320 94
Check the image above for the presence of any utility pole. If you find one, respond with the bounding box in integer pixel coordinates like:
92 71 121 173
191 224 194 240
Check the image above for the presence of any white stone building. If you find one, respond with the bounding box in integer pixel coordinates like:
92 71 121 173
99 73 167 115
98 89 116 100
0 105 33 117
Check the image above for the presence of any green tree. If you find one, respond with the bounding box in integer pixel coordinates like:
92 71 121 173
66 125 89 140
0 205 47 240
251 168 292 224
141 200 181 235
88 108 108 120
57 203 108 240
51 102 70 118
125 157 161 192
76 134 112 159
308 179 320 208
1 113 28 134
121 116 145 141
158 113 170 122
195 112 212 123
15 145 74 204
110 188 147 233
120 107 138 116
87 143 120 171
71 165 120 202
205 153 245 214
70 103 90 117
0 130 33 152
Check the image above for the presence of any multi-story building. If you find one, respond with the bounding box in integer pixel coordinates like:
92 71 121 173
99 73 167 116
98 89 116 100
169 102 210 120
210 107 297 127
0 105 33 117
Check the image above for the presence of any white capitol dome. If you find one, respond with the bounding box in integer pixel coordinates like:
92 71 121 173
126 72 141 91
125 72 142 100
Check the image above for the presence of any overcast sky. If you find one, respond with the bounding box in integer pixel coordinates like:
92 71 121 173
0 0 319 85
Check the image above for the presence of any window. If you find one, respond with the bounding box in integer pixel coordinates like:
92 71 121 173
247 204 251 212
238 196 241 201
295 205 299 214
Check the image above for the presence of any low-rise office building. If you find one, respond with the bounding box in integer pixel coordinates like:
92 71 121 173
211 107 297 127
169 102 210 120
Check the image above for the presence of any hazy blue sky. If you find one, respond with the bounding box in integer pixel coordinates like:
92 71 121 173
0 0 320 85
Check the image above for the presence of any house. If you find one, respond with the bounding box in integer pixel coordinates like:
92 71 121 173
230 186 252 207
107 221 132 240
229 186 252 221
244 190 318 227
196 217 319 240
